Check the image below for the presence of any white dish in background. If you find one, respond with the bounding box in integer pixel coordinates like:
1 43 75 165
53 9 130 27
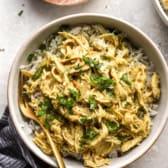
153 0 168 26
44 0 88 6
8 13 168 168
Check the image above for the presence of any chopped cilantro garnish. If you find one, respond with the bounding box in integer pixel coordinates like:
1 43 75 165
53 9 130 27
121 73 132 85
37 98 64 128
80 142 86 148
45 114 55 129
55 114 64 122
38 98 64 123
57 93 74 110
57 93 66 104
105 121 120 132
18 10 23 16
0 48 5 52
37 110 45 117
82 56 102 70
69 89 80 101
80 116 92 125
100 55 111 61
57 89 80 110
83 56 95 67
107 89 115 96
37 98 52 117
21 88 27 97
59 24 70 31
137 106 146 119
81 127 99 141
118 135 128 142
124 101 130 107
32 65 46 81
88 95 97 111
57 89 81 112
90 74 116 90
65 98 74 110
27 53 36 63
39 43 46 50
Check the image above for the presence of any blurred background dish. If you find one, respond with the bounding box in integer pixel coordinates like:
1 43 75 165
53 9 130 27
153 0 168 26
44 0 88 6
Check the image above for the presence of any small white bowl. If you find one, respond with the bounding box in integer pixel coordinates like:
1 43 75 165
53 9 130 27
153 0 168 26
8 13 168 168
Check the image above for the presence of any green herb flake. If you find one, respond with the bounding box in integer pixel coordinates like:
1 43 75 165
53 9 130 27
32 65 46 81
37 110 45 117
124 101 130 107
105 121 120 132
57 93 74 110
21 88 27 96
89 95 97 111
18 10 24 16
37 98 52 117
27 53 36 63
100 55 111 61
65 98 74 110
0 48 5 52
90 74 116 90
39 43 46 51
55 114 64 122
81 127 99 141
69 89 80 101
83 56 95 67
80 142 86 148
57 93 66 105
82 56 102 70
80 116 92 125
59 24 70 31
45 114 55 129
118 135 128 142
137 106 146 119
96 62 103 70
121 73 132 85
107 89 115 97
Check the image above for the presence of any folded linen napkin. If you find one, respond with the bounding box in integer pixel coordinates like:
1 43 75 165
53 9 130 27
0 108 51 168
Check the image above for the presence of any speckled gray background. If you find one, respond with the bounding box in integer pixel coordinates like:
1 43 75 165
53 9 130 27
0 0 168 167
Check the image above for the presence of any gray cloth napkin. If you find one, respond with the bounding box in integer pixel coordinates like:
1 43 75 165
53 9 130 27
0 108 51 168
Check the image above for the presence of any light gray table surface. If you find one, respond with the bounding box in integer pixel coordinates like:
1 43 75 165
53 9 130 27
0 0 168 167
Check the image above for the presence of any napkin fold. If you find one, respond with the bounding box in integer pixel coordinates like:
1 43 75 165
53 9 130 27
0 108 50 168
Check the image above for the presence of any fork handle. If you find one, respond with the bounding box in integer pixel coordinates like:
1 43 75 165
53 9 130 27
41 124 66 168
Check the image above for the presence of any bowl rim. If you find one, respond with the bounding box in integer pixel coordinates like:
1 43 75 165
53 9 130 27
8 13 168 168
153 0 168 26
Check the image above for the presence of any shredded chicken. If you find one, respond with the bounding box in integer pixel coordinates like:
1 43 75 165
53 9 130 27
21 24 161 168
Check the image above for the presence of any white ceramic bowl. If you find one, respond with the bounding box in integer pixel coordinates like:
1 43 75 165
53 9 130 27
8 13 168 168
153 0 168 26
